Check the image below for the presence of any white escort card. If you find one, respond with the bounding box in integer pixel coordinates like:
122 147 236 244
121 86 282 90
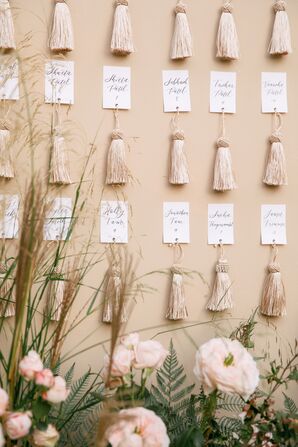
163 202 190 244
0 195 19 239
261 205 287 245
162 70 191 112
261 72 288 113
103 66 131 110
45 60 74 105
44 198 72 241
100 201 128 244
0 60 19 100
210 71 236 114
208 204 234 245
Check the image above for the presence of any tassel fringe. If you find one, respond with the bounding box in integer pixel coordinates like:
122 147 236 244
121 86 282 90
111 0 134 55
263 134 288 186
0 0 16 50
216 2 239 60
171 2 192 60
166 265 188 320
268 0 292 56
169 130 189 185
213 137 236 192
207 257 233 312
49 126 72 185
49 0 74 52
261 261 286 317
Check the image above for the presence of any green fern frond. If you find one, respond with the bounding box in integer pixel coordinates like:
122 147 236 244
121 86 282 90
283 393 298 417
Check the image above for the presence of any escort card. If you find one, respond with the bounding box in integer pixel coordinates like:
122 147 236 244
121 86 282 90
0 60 19 100
100 201 128 243
103 66 131 110
261 72 288 113
45 60 74 105
0 195 19 239
261 205 287 245
163 202 190 244
162 70 191 112
208 204 234 245
210 71 236 114
44 198 72 241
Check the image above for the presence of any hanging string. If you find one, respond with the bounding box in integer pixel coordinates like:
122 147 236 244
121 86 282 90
220 108 226 139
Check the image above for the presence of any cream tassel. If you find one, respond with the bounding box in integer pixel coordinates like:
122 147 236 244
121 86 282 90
0 0 16 50
0 119 14 179
260 246 286 317
102 265 127 324
171 2 192 60
207 248 233 312
0 263 15 318
263 134 287 186
268 1 292 56
49 106 72 185
47 269 65 321
169 130 189 185
166 265 188 320
111 0 134 56
213 137 236 191
49 0 74 52
216 2 239 61
106 111 129 185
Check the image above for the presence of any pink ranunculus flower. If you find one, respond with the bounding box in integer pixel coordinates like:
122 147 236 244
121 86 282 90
0 388 8 416
120 333 140 350
104 345 134 378
19 351 43 381
42 376 69 404
193 337 259 400
105 407 170 447
5 411 32 440
35 369 55 389
0 423 4 447
133 340 168 370
32 424 59 447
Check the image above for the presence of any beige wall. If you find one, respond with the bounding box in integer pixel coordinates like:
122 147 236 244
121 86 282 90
5 0 298 385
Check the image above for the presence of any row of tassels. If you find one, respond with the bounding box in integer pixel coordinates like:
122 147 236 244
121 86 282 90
0 1 292 58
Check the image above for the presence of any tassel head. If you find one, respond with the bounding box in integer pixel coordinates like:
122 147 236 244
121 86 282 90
268 0 292 56
111 0 134 55
0 0 16 50
216 2 239 60
263 133 288 186
171 1 192 60
49 0 74 52
213 137 237 192
261 261 286 317
207 256 233 312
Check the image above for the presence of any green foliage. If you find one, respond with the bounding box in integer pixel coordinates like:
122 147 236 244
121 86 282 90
283 393 298 418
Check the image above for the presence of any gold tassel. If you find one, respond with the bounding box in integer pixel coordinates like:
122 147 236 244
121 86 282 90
0 0 16 50
263 112 287 186
213 111 236 192
106 109 129 185
0 262 15 318
268 0 292 56
207 244 233 312
49 104 72 185
0 119 14 179
216 1 239 61
111 0 134 56
49 0 74 52
47 269 65 322
102 265 127 324
260 245 286 317
171 1 192 60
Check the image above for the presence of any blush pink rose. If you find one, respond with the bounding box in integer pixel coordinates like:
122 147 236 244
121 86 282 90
193 337 259 400
5 412 32 440
19 351 43 381
133 340 168 370
32 424 59 447
35 369 55 389
42 377 69 404
103 345 134 379
105 407 170 447
120 333 140 349
0 423 4 447
0 388 8 416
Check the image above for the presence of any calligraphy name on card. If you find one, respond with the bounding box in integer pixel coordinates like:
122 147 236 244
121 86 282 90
100 201 128 244
0 59 19 100
44 198 72 241
261 72 288 113
0 195 19 239
163 202 190 244
210 71 236 114
45 60 74 105
162 70 191 112
103 66 131 110
208 204 234 245
261 204 287 245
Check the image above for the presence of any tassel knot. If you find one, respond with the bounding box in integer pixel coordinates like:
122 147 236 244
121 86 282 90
269 133 281 144
111 129 124 140
273 0 286 12
117 0 128 5
0 119 11 131
268 262 281 273
216 137 230 148
173 130 185 141
216 259 229 274
175 3 187 14
222 3 233 13
171 264 183 275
